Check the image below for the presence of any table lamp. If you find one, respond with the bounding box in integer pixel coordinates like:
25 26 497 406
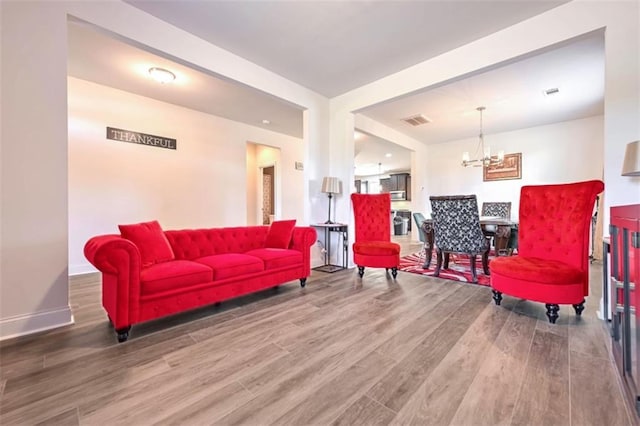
321 177 341 224
622 140 640 176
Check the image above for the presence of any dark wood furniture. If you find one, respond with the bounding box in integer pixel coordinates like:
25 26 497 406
379 173 411 200
420 216 516 269
380 177 391 193
609 204 640 416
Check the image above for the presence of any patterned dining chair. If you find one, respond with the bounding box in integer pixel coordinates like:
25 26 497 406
481 202 512 219
481 201 512 254
429 195 490 283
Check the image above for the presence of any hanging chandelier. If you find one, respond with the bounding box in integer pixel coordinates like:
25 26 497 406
461 106 504 168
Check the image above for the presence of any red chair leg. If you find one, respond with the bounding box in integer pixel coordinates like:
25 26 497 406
573 299 585 316
492 290 502 305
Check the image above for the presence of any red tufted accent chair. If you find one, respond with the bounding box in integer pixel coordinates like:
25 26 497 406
490 180 604 323
351 193 401 278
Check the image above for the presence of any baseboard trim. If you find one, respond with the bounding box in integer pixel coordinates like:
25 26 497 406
0 306 74 341
69 263 97 276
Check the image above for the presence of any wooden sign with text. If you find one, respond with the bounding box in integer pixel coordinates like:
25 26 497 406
106 127 176 150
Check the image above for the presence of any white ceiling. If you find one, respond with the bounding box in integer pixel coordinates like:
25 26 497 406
125 0 569 98
67 20 304 138
353 32 604 172
68 1 604 174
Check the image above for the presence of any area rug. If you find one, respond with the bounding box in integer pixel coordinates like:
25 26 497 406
399 250 493 286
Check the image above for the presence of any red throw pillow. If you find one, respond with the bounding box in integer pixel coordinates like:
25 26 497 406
118 220 175 267
265 220 296 249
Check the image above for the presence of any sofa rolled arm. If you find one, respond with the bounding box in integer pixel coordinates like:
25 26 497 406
84 235 140 274
84 235 142 328
290 227 317 277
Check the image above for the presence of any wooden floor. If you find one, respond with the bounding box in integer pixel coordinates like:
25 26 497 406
0 237 635 425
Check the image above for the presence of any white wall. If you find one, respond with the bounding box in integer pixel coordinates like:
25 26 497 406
68 77 303 274
1 2 73 339
425 115 604 218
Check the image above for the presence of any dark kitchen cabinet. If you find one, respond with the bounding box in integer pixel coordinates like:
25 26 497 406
389 173 411 200
390 173 408 192
380 178 391 193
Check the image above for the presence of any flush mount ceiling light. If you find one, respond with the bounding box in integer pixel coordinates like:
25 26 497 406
148 67 176 84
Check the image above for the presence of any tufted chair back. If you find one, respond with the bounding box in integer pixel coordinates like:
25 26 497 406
490 180 604 324
430 195 488 255
351 193 392 243
518 180 603 273
481 202 511 219
350 193 400 279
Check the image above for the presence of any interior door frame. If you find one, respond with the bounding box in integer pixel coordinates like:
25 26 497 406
257 162 278 225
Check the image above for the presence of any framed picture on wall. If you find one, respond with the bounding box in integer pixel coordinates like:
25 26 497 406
483 153 522 181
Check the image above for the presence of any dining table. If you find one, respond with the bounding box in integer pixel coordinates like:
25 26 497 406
419 216 517 268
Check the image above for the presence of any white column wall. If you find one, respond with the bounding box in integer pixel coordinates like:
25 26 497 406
1 2 73 338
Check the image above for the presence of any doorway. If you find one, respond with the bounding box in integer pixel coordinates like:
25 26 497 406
261 165 275 224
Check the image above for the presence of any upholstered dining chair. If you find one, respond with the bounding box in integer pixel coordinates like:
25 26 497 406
413 212 427 244
481 201 512 253
351 193 401 278
490 180 604 323
481 201 512 219
429 195 490 284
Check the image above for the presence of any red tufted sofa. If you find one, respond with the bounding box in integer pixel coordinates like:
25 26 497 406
84 221 316 342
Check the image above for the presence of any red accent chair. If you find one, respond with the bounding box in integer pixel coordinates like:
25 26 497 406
351 193 401 278
490 180 604 323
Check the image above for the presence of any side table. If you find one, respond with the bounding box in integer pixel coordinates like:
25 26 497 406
312 223 348 273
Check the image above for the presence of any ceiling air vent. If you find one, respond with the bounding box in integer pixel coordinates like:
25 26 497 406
544 87 560 96
402 114 431 126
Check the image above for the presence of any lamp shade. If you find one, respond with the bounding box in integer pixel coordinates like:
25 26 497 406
321 177 341 194
622 140 640 176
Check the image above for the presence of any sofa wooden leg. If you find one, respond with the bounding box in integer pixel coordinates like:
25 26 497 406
299 278 306 288
116 326 131 343
391 267 398 279
573 300 585 316
492 290 502 306
357 266 365 278
545 304 560 324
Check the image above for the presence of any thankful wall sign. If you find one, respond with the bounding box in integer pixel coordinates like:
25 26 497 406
106 127 177 150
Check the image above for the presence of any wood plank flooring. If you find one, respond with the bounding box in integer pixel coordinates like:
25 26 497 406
0 237 635 425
